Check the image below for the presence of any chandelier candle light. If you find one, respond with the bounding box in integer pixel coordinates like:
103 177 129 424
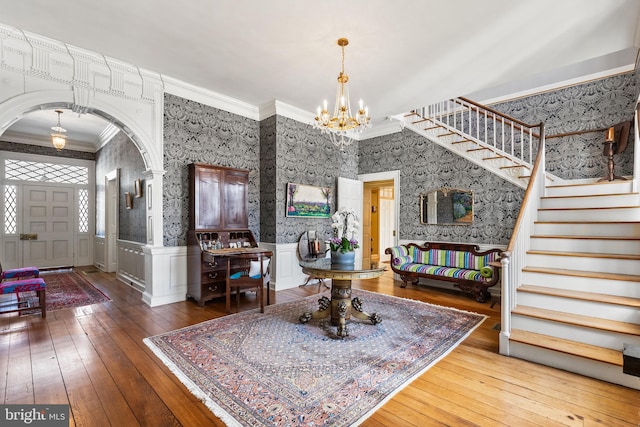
314 38 371 149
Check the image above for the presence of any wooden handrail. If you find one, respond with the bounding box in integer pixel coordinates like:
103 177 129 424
457 97 542 130
546 127 608 140
506 122 545 253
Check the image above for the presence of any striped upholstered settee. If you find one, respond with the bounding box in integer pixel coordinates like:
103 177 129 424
385 242 502 303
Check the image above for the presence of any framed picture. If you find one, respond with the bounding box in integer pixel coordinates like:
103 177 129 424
134 179 142 198
125 192 133 209
286 183 331 218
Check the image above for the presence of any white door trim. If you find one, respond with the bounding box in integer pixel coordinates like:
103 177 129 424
358 170 400 250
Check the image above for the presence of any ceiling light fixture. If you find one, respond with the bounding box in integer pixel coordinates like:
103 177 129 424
50 109 67 151
314 38 371 149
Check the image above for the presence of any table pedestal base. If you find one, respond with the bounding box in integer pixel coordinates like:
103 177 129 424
299 279 381 338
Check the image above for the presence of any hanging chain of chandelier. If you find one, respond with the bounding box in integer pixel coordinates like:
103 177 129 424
314 38 371 149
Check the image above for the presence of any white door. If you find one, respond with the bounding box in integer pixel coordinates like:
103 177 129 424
22 185 75 268
337 177 363 269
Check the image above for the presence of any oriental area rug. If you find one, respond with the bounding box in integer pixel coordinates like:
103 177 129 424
19 270 111 314
144 290 486 426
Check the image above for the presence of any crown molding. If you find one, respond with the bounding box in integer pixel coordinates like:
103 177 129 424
0 130 96 152
163 75 260 121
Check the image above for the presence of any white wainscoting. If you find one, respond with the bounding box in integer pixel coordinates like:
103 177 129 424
117 240 146 292
142 245 188 307
259 242 310 291
94 236 106 271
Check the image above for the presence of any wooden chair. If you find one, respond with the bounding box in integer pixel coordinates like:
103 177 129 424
225 253 271 313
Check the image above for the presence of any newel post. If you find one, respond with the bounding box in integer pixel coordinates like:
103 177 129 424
499 251 511 355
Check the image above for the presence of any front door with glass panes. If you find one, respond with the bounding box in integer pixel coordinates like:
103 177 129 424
2 156 93 269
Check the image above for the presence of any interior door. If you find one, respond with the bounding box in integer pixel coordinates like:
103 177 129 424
337 177 363 269
22 185 75 268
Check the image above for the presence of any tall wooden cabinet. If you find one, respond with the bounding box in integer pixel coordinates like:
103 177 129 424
187 163 271 307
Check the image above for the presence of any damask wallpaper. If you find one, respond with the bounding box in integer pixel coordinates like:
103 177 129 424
490 71 637 179
358 130 523 246
264 116 359 244
95 132 147 243
163 94 260 246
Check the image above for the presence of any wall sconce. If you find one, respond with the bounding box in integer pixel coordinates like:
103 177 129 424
134 178 143 198
125 192 133 209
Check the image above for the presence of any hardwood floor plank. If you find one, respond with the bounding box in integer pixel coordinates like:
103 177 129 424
2 269 639 426
4 328 33 404
92 306 224 426
65 316 141 426
28 321 68 405
47 318 111 427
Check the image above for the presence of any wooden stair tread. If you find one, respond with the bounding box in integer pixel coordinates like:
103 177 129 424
512 305 640 336
519 284 640 308
483 156 505 160
531 234 640 241
535 221 640 226
522 266 640 282
467 147 491 152
451 139 472 145
546 181 631 189
541 192 638 200
509 329 622 366
500 164 527 169
527 249 640 260
539 205 639 211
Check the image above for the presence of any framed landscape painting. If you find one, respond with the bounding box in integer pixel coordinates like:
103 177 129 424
286 183 331 218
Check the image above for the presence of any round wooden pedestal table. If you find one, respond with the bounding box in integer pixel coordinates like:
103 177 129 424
298 259 386 338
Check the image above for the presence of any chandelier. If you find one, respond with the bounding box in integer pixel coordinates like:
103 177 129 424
50 110 67 151
314 38 371 148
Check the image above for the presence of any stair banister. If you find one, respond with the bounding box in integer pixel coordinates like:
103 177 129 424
499 122 546 356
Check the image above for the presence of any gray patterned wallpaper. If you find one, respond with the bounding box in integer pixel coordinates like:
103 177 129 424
95 132 147 243
163 94 261 246
0 141 96 161
359 130 523 246
490 72 637 179
265 116 359 244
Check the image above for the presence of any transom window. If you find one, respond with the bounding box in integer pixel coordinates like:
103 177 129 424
5 159 88 185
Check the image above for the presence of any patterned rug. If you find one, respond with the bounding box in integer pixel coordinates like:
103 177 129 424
145 290 486 426
11 270 111 314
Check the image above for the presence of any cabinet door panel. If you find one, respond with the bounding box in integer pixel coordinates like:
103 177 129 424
195 167 223 229
223 170 248 229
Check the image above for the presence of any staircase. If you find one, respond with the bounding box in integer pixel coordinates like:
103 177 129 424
508 180 640 389
399 96 640 388
396 97 561 189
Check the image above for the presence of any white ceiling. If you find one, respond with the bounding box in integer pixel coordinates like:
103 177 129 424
1 0 639 151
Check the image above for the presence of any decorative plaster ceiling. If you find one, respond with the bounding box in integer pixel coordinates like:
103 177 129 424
0 0 639 151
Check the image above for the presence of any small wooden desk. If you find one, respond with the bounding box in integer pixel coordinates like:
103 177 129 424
298 259 386 338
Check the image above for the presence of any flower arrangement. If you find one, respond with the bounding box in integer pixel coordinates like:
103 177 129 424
329 208 360 253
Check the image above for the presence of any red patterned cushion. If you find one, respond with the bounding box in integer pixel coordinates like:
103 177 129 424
0 277 46 294
1 266 39 279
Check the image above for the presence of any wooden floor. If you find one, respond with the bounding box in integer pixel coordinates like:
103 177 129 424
1 266 639 426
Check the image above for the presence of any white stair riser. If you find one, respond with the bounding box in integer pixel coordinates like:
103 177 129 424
546 182 634 197
521 271 639 296
530 237 640 255
508 343 640 390
511 314 637 349
540 194 639 209
515 293 640 323
526 253 640 275
537 207 640 222
533 221 640 237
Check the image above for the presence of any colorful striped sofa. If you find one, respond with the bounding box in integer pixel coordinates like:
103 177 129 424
385 242 502 302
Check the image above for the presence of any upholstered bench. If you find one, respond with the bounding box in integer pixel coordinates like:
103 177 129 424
1 266 39 280
0 277 46 317
385 242 502 302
